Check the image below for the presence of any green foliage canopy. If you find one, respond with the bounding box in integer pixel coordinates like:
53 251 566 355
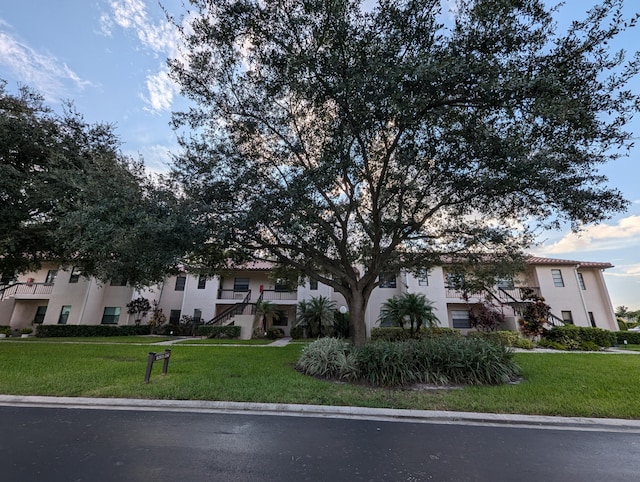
169 0 639 344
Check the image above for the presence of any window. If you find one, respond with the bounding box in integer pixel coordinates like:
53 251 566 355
101 307 121 325
309 279 318 290
445 272 463 289
197 275 207 290
175 276 186 291
58 305 71 324
496 277 514 290
588 312 596 328
379 273 397 288
417 270 429 286
45 270 58 284
193 309 202 323
551 269 564 287
34 306 47 324
234 278 249 292
451 310 471 329
561 311 573 324
577 273 586 290
274 279 291 292
1 274 16 285
110 279 127 287
169 310 181 325
69 267 82 283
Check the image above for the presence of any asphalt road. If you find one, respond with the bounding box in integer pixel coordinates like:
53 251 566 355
1 405 638 482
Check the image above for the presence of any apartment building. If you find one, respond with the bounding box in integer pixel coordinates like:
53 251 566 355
0 256 618 338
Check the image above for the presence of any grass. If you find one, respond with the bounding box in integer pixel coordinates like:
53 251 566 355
1 336 172 344
1 342 639 418
617 344 640 352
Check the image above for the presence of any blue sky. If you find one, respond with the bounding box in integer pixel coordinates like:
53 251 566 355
1 0 638 310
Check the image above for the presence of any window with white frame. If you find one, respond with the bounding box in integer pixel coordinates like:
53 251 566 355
34 306 47 324
58 305 71 324
417 270 429 286
101 307 121 325
551 269 564 287
451 310 471 329
577 272 586 290
234 278 250 292
561 311 573 324
496 277 514 290
309 279 318 290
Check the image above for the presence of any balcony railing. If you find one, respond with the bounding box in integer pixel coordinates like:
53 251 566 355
217 289 252 300
0 282 54 301
261 289 297 301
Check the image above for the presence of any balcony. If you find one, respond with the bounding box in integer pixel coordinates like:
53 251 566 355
217 289 252 301
0 283 54 301
260 289 298 301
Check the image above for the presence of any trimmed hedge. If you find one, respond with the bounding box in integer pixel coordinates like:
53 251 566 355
196 325 241 339
35 324 151 337
0 325 11 335
371 326 461 342
544 326 616 348
615 331 640 345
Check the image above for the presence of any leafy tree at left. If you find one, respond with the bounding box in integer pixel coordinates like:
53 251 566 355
0 81 202 286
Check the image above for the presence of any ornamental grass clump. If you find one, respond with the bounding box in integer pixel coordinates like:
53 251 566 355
295 337 358 380
297 337 520 387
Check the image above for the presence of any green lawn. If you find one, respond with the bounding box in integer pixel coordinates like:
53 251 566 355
1 336 172 344
1 342 639 418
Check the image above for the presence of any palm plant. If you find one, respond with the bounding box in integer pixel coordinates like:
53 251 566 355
254 300 280 333
295 296 336 337
379 293 438 335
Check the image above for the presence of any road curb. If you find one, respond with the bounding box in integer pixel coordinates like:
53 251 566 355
1 394 639 432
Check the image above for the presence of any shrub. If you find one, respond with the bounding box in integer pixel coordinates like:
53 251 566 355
0 326 11 335
537 338 566 350
290 325 304 339
35 325 151 337
20 328 33 335
266 327 284 339
370 327 412 342
579 341 602 352
467 330 521 347
297 336 519 387
296 338 358 380
615 331 640 345
424 327 462 338
356 340 417 386
516 338 534 350
544 326 615 348
197 325 241 338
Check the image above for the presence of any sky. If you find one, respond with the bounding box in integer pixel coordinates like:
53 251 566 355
0 0 639 310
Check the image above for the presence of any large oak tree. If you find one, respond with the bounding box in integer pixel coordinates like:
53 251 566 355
169 0 638 344
0 82 196 286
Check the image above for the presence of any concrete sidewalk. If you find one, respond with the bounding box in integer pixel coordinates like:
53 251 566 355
0 394 639 433
152 337 293 346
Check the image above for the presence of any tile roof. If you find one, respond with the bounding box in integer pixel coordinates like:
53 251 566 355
526 256 613 269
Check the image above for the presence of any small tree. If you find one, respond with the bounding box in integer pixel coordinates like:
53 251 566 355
295 296 336 337
126 297 151 325
148 300 167 334
379 293 438 335
468 300 506 332
518 289 552 340
254 300 280 333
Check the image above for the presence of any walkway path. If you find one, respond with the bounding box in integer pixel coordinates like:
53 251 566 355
152 336 293 346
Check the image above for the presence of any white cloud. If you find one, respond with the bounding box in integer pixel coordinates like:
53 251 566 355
102 0 184 112
142 68 178 113
607 263 640 278
542 215 640 254
0 30 91 101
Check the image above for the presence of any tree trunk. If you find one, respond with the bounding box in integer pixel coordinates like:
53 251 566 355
347 288 370 346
